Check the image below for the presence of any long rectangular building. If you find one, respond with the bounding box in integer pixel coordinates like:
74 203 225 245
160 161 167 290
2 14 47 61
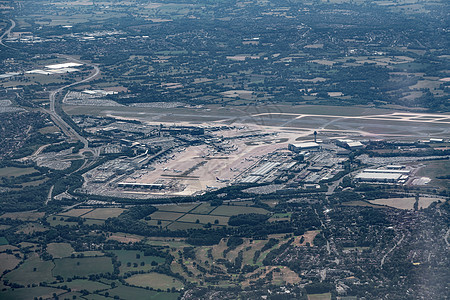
288 142 320 152
354 172 403 183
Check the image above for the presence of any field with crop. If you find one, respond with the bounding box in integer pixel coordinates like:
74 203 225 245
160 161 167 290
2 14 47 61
102 284 180 300
47 242 74 258
416 160 450 189
51 279 110 293
369 197 441 210
146 202 270 230
0 167 37 177
0 253 21 274
0 287 65 300
52 257 113 278
308 293 332 300
5 254 55 285
0 210 45 221
81 207 125 220
125 272 184 290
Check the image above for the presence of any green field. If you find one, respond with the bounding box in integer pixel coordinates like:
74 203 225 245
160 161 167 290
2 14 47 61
125 272 184 290
39 126 60 134
0 167 37 177
53 256 114 278
0 236 8 245
150 211 185 221
416 160 450 189
167 222 204 230
177 213 229 225
0 287 65 300
84 219 105 225
156 203 199 212
146 219 172 227
51 279 110 293
308 293 332 300
109 250 165 274
189 202 216 214
15 223 48 235
81 294 111 300
5 255 55 285
210 205 269 216
103 284 180 300
46 216 78 227
82 208 125 220
47 242 74 258
59 208 94 217
0 253 21 274
147 203 270 230
1 211 45 221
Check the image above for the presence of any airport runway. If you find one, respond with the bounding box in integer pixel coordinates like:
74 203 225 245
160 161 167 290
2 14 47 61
64 105 450 139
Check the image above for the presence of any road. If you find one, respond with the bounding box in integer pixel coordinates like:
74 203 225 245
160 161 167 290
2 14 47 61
45 185 54 205
0 19 15 48
445 228 450 247
1 18 99 151
46 55 100 149
381 233 405 268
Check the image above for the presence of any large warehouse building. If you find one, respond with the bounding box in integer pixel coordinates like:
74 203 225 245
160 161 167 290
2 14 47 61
288 142 320 152
354 168 410 183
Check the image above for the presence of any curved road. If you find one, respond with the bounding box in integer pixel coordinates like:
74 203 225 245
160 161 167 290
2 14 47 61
0 19 15 48
46 55 100 149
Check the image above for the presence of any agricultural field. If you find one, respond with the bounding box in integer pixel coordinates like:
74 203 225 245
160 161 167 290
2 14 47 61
308 293 332 300
47 242 74 258
177 213 229 225
125 272 184 290
0 287 65 300
58 208 94 217
369 197 441 210
15 223 48 234
0 253 21 274
0 238 8 246
167 222 204 231
81 207 125 220
47 207 125 227
146 203 270 230
109 250 165 274
101 284 180 300
52 256 114 278
107 232 145 243
50 279 110 293
4 254 55 285
415 160 450 189
0 210 45 221
46 215 79 227
155 203 198 213
0 167 37 177
210 205 269 216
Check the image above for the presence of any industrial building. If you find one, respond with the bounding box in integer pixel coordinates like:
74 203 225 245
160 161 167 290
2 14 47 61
117 182 164 189
354 168 410 183
288 142 320 152
160 126 204 135
336 139 364 150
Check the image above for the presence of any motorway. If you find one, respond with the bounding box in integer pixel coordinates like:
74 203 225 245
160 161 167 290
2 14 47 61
1 19 99 149
0 19 15 48
46 55 100 149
